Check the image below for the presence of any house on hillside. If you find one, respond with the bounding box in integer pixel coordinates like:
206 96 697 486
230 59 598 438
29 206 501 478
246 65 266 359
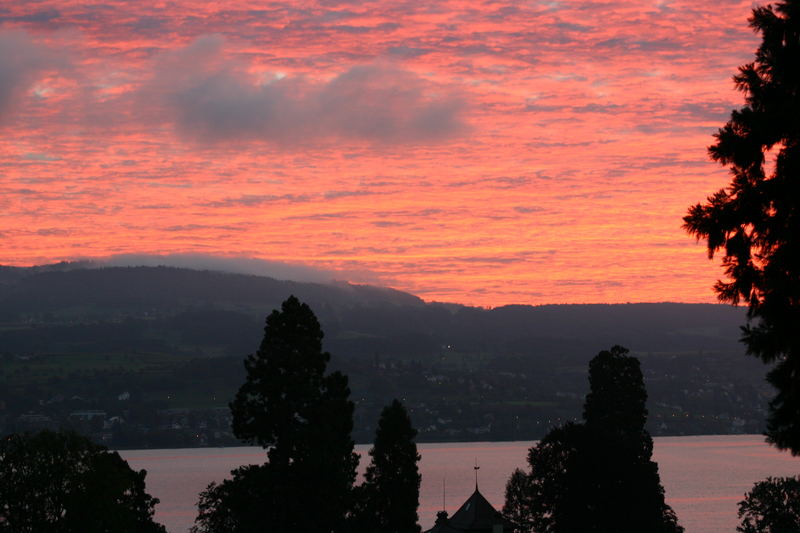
424 487 516 533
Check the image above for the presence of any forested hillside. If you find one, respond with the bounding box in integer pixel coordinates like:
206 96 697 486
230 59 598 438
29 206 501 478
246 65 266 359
0 265 766 448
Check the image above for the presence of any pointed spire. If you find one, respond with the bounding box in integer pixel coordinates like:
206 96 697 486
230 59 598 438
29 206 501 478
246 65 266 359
442 475 446 512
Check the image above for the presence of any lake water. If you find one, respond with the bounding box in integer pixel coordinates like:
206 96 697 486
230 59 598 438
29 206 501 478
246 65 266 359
122 435 799 533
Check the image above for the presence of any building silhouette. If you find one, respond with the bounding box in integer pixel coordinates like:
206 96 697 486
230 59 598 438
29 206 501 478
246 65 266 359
424 487 515 533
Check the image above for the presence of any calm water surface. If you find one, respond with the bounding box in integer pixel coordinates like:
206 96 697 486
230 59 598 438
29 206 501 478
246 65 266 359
121 435 799 533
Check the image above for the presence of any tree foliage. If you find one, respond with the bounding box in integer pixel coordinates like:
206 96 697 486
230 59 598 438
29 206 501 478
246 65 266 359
504 346 682 533
351 399 421 533
503 468 535 532
192 465 272 533
683 0 800 453
738 476 800 533
230 294 330 452
0 430 165 533
504 422 594 533
584 345 647 437
194 295 358 533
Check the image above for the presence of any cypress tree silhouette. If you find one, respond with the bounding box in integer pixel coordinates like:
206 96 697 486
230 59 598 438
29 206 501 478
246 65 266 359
683 0 800 454
581 346 681 533
193 296 358 533
504 346 682 533
351 399 421 533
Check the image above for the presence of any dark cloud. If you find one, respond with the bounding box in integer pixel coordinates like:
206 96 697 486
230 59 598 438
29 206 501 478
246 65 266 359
21 152 61 161
323 189 374 199
491 176 531 189
374 207 443 217
555 279 625 288
162 223 248 232
455 44 499 56
141 35 467 146
0 9 61 24
596 37 683 52
387 45 432 58
525 101 628 115
513 206 546 214
372 221 408 228
571 103 624 113
634 38 684 52
36 228 70 236
448 176 531 189
595 37 627 48
284 211 354 221
523 101 563 112
553 22 593 32
319 9 359 21
125 15 167 35
0 29 68 124
331 22 401 34
676 101 730 122
138 203 175 209
202 189 376 208
486 6 524 20
455 255 520 264
202 193 313 208
323 245 408 256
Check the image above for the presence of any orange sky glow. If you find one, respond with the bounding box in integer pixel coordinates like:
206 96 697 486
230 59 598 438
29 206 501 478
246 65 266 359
0 0 761 306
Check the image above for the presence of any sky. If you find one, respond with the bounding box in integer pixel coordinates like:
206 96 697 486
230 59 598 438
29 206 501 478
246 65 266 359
0 0 762 306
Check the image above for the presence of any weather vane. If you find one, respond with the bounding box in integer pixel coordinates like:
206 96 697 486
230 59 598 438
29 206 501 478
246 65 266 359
442 476 446 511
474 457 480 489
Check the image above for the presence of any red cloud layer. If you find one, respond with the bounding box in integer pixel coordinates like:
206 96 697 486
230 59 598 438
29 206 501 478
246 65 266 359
0 0 759 305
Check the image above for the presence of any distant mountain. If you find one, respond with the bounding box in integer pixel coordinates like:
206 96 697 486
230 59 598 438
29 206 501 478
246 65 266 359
0 264 746 360
0 264 764 446
0 264 422 314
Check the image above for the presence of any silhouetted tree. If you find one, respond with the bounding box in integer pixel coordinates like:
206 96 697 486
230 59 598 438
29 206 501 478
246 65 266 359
0 430 165 533
192 465 271 533
504 422 594 533
502 468 534 531
683 0 800 454
193 296 358 533
504 346 682 533
351 399 421 533
584 345 647 437
737 477 800 533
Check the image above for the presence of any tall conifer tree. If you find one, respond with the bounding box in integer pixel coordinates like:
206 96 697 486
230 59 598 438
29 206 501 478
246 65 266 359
351 399 421 533
194 296 358 533
684 0 800 454
504 346 682 533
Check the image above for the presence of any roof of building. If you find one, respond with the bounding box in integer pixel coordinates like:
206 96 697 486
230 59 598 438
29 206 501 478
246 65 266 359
424 487 516 533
